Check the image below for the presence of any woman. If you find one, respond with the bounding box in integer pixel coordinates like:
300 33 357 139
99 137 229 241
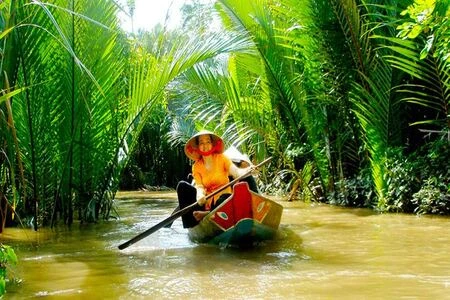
177 130 251 228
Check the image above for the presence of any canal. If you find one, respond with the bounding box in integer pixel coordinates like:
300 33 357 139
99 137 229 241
2 190 450 299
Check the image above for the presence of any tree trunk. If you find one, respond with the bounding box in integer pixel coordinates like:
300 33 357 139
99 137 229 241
0 194 7 233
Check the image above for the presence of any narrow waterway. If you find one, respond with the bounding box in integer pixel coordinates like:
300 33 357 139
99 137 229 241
2 191 450 299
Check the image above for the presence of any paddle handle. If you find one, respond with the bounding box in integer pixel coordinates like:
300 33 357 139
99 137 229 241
118 156 272 250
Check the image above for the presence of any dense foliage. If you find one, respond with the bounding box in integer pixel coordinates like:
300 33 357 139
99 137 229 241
0 244 17 296
0 0 252 229
0 0 449 234
163 0 449 214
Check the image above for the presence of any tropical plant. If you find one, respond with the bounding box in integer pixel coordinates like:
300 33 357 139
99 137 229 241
384 148 420 212
165 0 448 212
397 0 450 67
120 103 189 190
384 139 450 213
383 0 449 139
1 0 253 229
169 0 335 194
7 0 127 227
2 0 448 227
0 244 17 296
412 177 450 214
329 0 411 209
0 0 27 232
168 0 386 203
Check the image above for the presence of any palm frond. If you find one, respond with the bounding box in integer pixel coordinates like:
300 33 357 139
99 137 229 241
382 36 449 131
215 0 336 189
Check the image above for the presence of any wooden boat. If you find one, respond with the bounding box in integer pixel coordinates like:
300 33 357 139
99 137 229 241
188 181 283 247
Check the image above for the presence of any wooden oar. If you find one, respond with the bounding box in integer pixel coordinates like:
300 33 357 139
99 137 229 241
163 205 180 228
118 157 272 250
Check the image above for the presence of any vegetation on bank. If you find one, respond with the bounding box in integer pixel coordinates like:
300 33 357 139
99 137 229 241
0 0 449 234
0 244 17 296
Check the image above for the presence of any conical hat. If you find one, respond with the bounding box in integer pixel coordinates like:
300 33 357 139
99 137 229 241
184 130 225 161
223 146 253 167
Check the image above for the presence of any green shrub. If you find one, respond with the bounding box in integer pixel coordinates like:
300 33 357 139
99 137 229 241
384 148 420 213
384 141 450 214
410 140 450 214
330 140 449 214
0 244 18 296
412 177 450 215
328 168 376 207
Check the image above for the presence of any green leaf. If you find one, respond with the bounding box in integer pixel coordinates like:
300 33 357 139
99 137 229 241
408 24 424 38
0 277 5 296
0 88 24 105
420 34 434 59
5 248 17 265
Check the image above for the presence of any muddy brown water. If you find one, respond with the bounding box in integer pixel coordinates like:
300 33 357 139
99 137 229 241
1 191 450 299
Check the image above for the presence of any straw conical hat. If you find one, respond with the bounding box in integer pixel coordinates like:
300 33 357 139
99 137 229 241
184 130 225 161
224 146 252 168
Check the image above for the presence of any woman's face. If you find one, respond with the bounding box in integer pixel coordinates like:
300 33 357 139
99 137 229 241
198 135 213 153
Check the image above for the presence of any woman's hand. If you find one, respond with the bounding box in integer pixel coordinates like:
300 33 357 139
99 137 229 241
193 210 209 221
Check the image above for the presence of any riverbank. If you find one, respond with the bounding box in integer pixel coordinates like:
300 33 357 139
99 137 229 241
115 189 288 202
115 190 178 200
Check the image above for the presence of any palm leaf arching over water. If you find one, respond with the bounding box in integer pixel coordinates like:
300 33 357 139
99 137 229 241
1 0 254 227
1 0 448 229
214 0 332 190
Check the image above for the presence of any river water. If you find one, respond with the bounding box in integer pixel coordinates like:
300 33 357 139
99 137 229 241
2 191 450 299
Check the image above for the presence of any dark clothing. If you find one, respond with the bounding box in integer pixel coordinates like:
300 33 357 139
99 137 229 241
176 180 230 228
176 181 201 228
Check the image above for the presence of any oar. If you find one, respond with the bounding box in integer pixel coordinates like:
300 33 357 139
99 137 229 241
118 157 272 250
163 205 180 228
